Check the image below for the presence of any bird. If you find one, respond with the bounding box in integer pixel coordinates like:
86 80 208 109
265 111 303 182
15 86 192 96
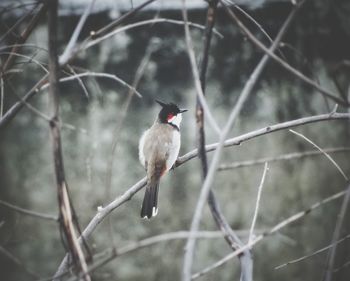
138 100 187 219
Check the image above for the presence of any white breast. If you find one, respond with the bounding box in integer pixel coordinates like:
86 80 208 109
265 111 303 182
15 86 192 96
165 130 181 171
168 113 182 129
138 129 149 168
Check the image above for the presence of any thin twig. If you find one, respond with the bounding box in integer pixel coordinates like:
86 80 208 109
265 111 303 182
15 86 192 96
0 199 58 221
0 51 49 73
324 184 350 281
182 2 305 280
182 0 221 135
248 162 268 244
275 233 350 270
87 0 157 40
67 230 247 281
0 4 35 43
0 77 3 117
0 246 40 279
39 72 142 98
53 111 350 277
222 1 349 106
218 147 350 171
191 186 349 279
0 18 218 129
190 0 253 280
8 82 87 133
224 0 287 61
66 65 90 98
84 18 223 52
0 74 48 130
333 259 350 273
1 2 47 73
289 129 348 181
59 0 96 65
0 43 48 52
177 112 350 165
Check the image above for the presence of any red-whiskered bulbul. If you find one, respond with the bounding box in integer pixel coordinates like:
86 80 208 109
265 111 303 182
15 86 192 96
139 100 187 219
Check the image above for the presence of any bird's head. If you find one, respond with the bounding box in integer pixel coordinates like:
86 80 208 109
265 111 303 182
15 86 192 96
156 100 187 128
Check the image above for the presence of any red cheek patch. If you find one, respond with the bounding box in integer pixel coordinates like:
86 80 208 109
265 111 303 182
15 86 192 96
167 113 174 121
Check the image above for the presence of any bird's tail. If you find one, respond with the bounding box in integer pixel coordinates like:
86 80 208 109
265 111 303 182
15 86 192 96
140 181 159 219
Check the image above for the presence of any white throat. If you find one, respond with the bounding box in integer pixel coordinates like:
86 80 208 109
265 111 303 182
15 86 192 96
168 113 182 128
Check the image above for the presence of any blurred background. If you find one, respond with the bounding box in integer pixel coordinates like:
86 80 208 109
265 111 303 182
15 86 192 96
1 0 350 280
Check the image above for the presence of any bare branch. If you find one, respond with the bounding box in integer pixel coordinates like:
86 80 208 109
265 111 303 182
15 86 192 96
53 111 350 277
40 72 142 98
53 177 147 279
0 43 47 52
275 233 350 270
0 246 40 279
183 2 305 279
222 0 349 106
0 16 220 128
1 2 47 74
87 0 157 40
192 186 349 279
249 162 268 244
224 0 287 61
0 199 58 221
0 74 48 130
47 2 90 280
324 184 350 281
84 18 223 52
182 0 221 135
289 129 348 181
59 0 96 65
67 230 250 281
8 82 87 134
0 51 49 73
66 64 90 98
0 77 3 117
177 112 350 165
188 0 253 279
218 147 350 171
333 259 350 273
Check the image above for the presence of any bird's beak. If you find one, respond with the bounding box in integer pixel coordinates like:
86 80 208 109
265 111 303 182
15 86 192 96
180 108 188 113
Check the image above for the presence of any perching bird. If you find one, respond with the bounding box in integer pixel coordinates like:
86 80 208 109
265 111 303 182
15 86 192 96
138 100 187 219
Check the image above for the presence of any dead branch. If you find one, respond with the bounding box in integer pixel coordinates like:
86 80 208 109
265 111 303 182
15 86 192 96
47 1 90 280
87 0 157 40
1 2 47 74
66 231 250 281
177 112 350 165
248 163 268 244
0 74 48 129
53 111 350 278
324 184 350 281
191 185 349 279
0 199 58 221
289 129 348 181
221 0 349 106
0 246 40 279
218 147 350 171
275 233 350 270
185 0 252 280
39 72 142 98
182 1 221 135
182 2 305 280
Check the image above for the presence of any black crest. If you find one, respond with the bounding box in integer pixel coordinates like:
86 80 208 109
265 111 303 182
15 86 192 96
156 100 187 123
